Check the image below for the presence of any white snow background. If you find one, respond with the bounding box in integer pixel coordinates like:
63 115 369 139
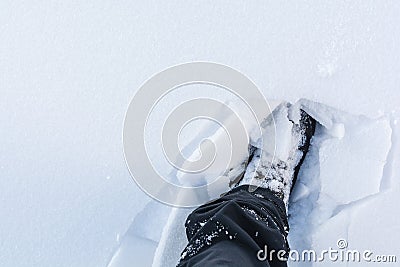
1 1 400 267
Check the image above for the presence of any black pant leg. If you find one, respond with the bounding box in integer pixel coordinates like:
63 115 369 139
177 185 290 267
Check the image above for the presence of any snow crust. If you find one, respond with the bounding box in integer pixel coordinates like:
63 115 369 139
110 99 398 267
1 1 400 267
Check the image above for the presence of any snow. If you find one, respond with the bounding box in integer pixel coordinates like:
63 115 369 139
110 98 399 267
1 1 400 267
287 102 396 267
318 116 391 204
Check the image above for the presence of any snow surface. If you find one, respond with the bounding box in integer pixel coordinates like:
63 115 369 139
1 1 400 267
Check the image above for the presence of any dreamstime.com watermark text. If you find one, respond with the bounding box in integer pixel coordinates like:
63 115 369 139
257 239 397 263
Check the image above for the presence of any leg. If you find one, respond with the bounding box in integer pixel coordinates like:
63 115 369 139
177 185 289 267
178 104 316 266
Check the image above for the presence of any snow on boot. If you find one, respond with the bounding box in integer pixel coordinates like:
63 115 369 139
238 102 316 206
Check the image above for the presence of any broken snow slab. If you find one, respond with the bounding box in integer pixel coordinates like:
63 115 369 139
292 99 392 205
318 116 391 205
288 100 394 267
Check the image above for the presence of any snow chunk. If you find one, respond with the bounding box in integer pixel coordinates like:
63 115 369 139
319 117 391 204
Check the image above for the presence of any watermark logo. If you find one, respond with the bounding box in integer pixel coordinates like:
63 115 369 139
336 238 348 249
123 62 274 207
257 238 397 263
